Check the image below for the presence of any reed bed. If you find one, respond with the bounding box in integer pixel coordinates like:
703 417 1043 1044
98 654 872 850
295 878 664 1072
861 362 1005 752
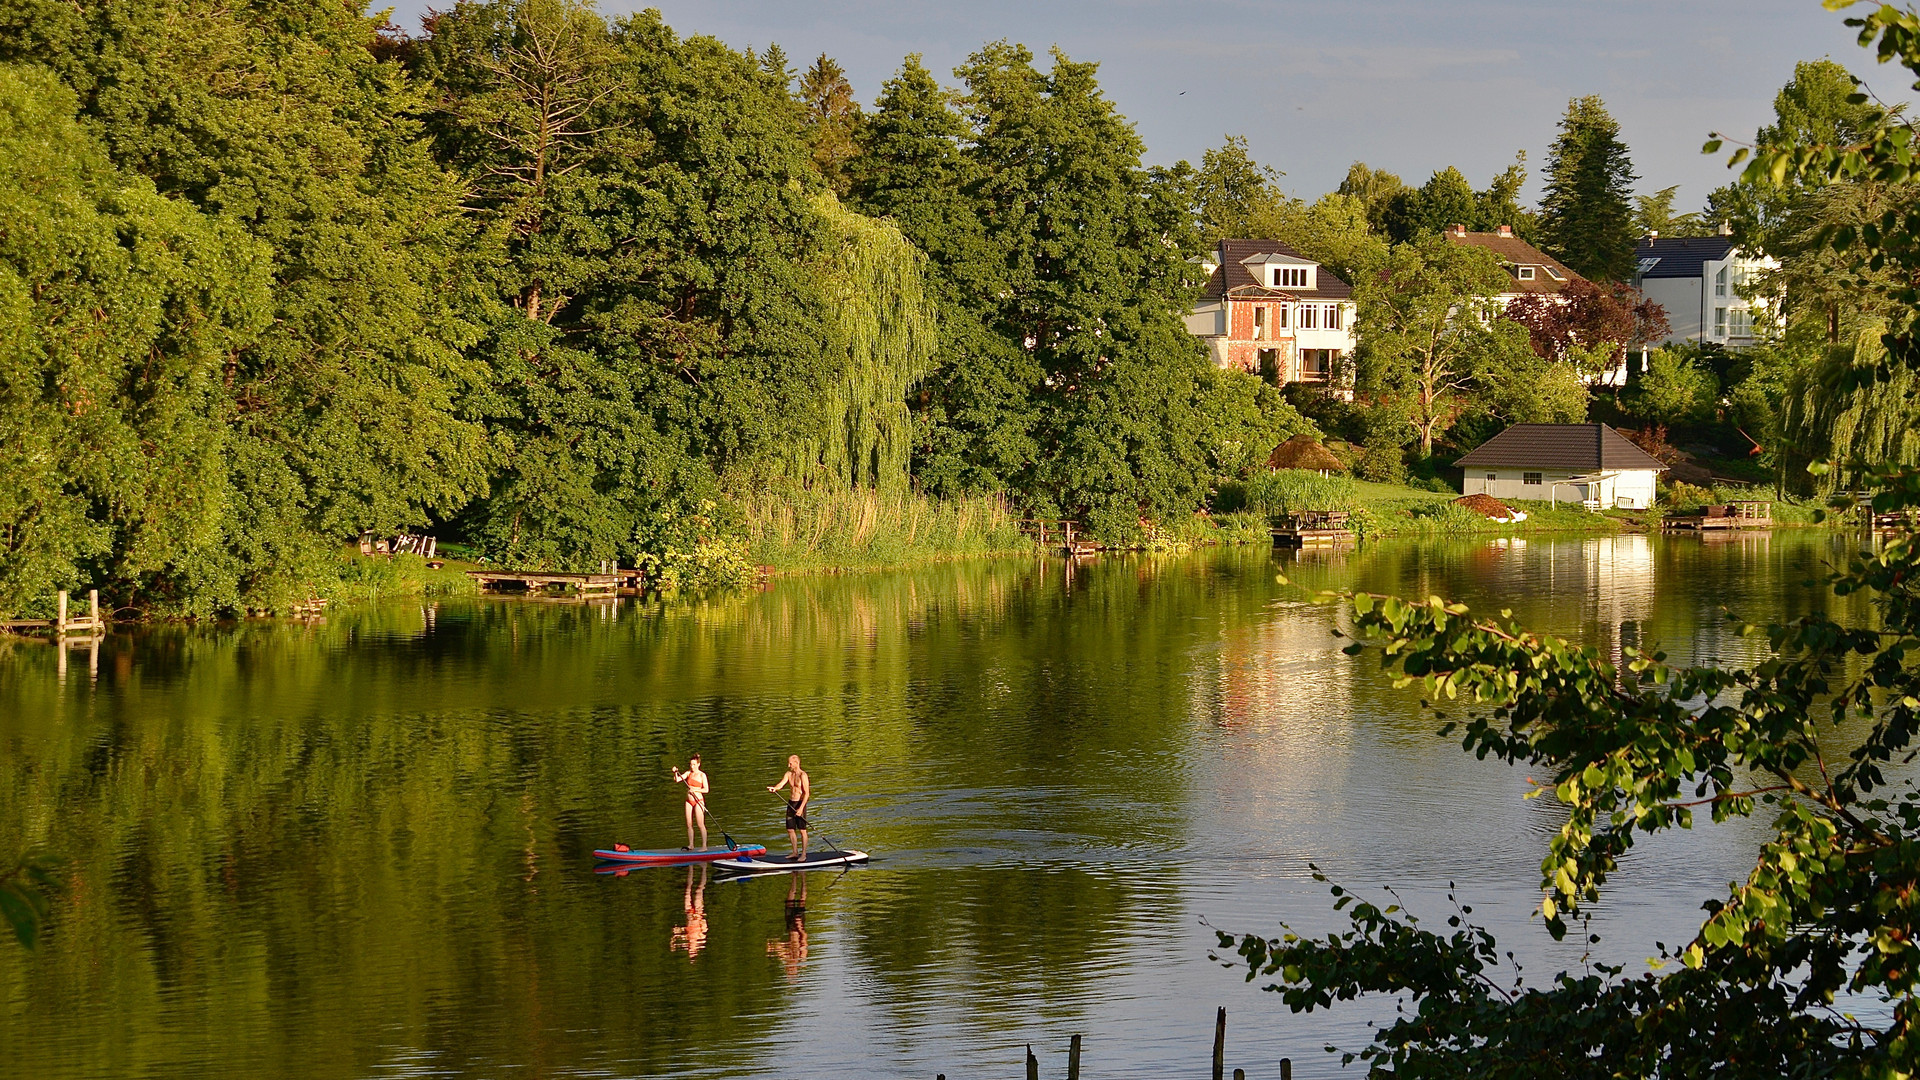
736 485 1030 572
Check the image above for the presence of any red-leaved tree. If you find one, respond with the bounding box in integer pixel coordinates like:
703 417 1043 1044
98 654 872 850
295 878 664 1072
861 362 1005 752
1504 279 1669 378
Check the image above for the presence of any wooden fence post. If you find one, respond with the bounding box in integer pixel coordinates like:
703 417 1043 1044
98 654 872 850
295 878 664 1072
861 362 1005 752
1213 1007 1226 1080
1068 1033 1081 1080
1281 1057 1293 1080
1025 1044 1038 1080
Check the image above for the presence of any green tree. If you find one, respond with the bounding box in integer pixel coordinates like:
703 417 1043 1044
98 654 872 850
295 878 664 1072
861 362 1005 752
1632 184 1709 237
1625 347 1719 427
1354 237 1518 456
1186 137 1387 282
1538 96 1638 280
798 53 862 195
0 64 272 617
1704 58 1879 252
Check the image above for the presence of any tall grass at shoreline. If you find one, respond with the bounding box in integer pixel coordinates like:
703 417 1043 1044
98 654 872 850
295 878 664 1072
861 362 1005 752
737 485 1030 572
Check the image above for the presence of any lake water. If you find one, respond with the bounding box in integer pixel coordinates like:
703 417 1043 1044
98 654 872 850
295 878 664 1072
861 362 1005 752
0 531 1871 1079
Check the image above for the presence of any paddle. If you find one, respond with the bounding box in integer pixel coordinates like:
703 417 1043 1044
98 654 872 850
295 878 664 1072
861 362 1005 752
767 790 844 857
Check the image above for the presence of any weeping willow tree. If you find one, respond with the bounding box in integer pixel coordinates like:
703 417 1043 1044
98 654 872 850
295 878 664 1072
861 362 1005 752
1778 322 1920 495
791 191 938 491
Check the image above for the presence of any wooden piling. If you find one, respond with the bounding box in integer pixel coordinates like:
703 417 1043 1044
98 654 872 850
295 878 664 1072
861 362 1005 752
1213 1007 1226 1080
1068 1033 1081 1080
1025 1043 1038 1080
57 590 67 633
90 589 99 627
1281 1057 1292 1080
1234 1070 1246 1080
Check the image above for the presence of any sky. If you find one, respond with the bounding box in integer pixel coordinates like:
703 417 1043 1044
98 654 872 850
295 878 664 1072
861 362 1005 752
383 1 1885 211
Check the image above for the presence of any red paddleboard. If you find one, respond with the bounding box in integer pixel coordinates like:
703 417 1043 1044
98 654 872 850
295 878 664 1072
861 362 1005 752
593 844 767 865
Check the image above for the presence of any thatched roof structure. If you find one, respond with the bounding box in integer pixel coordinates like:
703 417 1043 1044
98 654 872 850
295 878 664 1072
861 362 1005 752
1268 435 1345 473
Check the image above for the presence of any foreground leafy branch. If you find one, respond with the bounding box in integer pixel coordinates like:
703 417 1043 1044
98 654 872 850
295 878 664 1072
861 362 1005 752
1221 471 1920 1076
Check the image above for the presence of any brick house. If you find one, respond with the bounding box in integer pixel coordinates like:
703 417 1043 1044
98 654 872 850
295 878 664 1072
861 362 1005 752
1184 239 1356 391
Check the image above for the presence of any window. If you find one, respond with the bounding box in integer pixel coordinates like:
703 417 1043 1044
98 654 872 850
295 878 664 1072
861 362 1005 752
1636 257 1661 274
1485 473 1497 483
1324 305 1343 330
1252 306 1266 338
1516 266 1536 280
1728 306 1754 337
1543 266 1565 281
1272 266 1307 288
1714 307 1727 336
1715 266 1728 297
1257 348 1279 384
1275 304 1288 329
1298 304 1317 329
1523 472 1542 486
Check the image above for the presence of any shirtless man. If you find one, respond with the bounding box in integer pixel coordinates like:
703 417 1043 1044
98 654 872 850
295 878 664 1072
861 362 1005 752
767 755 810 861
671 754 710 850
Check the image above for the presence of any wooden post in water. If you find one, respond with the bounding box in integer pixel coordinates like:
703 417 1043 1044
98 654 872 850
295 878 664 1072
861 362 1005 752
1068 1033 1081 1080
90 588 99 629
1025 1044 1038 1080
1281 1057 1293 1080
1213 1007 1226 1080
1235 1070 1246 1080
56 590 67 634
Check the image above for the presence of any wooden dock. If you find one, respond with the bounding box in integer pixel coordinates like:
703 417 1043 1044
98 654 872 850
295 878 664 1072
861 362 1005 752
467 569 642 594
1663 500 1772 532
1272 510 1355 548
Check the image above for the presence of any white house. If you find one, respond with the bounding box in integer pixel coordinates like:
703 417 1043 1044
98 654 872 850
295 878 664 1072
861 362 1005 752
1454 423 1666 510
1185 239 1356 391
1632 234 1779 347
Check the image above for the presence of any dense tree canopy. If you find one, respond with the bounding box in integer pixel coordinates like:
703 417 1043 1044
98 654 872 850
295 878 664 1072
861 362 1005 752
1538 96 1638 281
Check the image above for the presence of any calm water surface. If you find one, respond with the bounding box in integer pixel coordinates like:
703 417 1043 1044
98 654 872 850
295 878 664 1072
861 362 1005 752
0 532 1872 1078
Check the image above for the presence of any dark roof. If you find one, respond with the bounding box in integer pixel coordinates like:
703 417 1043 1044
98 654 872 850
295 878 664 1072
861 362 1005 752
1201 239 1354 301
1454 424 1667 472
1633 235 1737 279
1439 229 1583 294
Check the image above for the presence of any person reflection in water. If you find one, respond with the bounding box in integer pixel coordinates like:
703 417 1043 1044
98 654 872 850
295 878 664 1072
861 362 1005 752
767 754 809 861
671 753 709 850
671 863 709 959
766 873 808 981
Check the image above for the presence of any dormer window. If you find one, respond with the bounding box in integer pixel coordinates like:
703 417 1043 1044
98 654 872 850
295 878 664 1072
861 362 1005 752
1515 266 1536 281
1272 267 1308 288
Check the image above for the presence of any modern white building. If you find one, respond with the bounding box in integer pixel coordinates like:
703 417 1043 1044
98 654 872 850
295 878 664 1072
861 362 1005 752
1632 234 1779 347
1454 423 1666 510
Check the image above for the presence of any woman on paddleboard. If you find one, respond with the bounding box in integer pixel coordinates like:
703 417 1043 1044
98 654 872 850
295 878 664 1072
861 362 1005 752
671 754 710 850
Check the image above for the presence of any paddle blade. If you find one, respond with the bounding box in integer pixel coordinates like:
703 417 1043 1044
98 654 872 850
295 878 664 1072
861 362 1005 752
723 833 737 851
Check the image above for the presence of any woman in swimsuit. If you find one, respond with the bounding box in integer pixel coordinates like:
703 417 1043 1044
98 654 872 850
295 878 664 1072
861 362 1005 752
671 754 710 850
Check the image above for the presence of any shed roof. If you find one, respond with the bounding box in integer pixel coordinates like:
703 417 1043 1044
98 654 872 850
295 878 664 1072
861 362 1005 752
1267 434 1346 472
1439 228 1583 294
1202 239 1354 300
1633 235 1738 279
1454 423 1667 472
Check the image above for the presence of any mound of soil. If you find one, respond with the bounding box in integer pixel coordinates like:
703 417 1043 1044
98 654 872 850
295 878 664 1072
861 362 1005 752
1452 493 1515 519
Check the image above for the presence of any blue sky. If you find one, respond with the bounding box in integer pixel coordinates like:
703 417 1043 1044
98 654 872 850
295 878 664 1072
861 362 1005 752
383 1 1880 211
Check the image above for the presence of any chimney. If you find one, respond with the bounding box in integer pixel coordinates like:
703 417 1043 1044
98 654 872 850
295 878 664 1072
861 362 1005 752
1496 224 1512 238
1719 220 1733 236
1448 224 1466 237
1648 230 1658 241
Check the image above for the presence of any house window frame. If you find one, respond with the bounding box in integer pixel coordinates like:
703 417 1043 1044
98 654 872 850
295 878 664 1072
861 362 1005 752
1715 266 1729 297
1298 304 1317 330
1484 472 1497 483
1516 265 1536 281
1714 306 1728 336
1324 305 1343 330
1523 472 1542 486
1272 266 1308 288
1276 304 1288 329
1252 305 1267 338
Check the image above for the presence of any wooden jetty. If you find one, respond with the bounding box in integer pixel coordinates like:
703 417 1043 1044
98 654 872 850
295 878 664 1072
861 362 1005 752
1272 509 1356 547
1663 499 1773 531
1019 518 1099 557
1 589 106 635
467 568 642 595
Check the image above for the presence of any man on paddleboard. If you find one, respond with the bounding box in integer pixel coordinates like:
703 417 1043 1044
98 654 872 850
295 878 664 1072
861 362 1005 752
671 754 710 850
767 755 810 861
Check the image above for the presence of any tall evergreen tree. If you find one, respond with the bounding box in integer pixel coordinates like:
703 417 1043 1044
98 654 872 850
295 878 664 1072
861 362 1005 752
1537 96 1638 281
798 54 862 195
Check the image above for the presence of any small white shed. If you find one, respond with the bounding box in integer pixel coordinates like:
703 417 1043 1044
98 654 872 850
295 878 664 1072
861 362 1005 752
1455 424 1666 510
